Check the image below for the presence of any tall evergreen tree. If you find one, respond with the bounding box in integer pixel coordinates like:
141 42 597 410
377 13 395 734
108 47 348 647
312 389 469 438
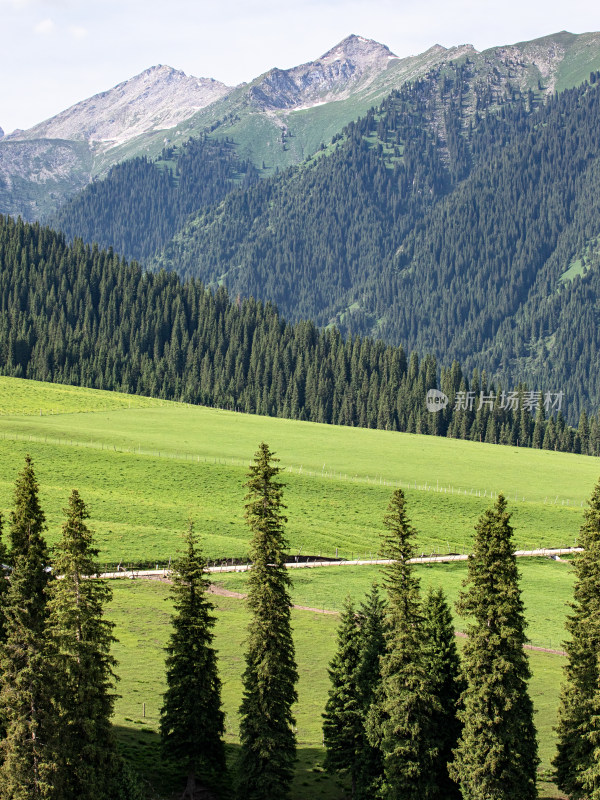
554 478 600 798
355 585 386 799
367 489 440 800
422 587 463 800
8 455 46 562
160 521 225 798
7 455 49 624
450 494 538 800
0 456 52 799
237 443 298 800
0 514 9 644
44 489 118 800
323 598 363 798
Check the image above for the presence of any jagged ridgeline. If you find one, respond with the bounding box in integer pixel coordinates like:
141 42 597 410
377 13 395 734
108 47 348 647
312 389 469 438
148 69 600 422
1 214 599 454
48 135 258 264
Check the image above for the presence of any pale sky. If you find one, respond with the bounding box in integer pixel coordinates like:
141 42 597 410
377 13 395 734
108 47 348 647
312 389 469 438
1 0 599 134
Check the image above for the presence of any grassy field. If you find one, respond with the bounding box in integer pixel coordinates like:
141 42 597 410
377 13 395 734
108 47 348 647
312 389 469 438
0 376 163 415
214 557 574 651
0 378 579 797
1 377 598 563
108 578 566 799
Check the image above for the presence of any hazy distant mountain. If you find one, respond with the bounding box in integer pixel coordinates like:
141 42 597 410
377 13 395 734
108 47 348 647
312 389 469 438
1 30 600 220
7 65 231 150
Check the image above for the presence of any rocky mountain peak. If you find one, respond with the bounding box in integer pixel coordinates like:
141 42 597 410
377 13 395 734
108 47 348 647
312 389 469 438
9 65 232 150
248 33 399 112
319 34 398 65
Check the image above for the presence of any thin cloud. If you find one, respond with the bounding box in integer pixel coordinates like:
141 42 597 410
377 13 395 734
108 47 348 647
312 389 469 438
68 24 87 39
34 17 55 34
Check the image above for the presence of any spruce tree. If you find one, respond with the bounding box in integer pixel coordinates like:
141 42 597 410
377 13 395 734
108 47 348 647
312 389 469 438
0 455 52 798
8 454 49 622
554 478 600 798
44 489 118 800
450 494 538 800
422 587 463 800
322 598 363 798
8 455 46 561
355 585 386 799
0 514 9 643
237 443 298 800
160 521 225 798
367 489 440 800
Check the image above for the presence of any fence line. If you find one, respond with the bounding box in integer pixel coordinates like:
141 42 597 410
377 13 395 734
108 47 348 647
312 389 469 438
99 551 579 655
104 546 580 576
0 430 588 509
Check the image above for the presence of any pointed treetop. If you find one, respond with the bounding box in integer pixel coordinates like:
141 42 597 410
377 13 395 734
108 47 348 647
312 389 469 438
457 492 524 628
380 488 420 615
244 442 289 571
9 454 46 561
53 489 99 577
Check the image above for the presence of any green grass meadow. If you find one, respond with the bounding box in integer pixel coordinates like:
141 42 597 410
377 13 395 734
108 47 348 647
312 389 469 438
1 377 598 564
109 577 567 800
214 557 574 650
1 377 592 798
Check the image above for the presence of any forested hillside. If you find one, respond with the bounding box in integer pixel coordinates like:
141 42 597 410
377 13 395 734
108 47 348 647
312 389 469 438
1 215 599 454
48 135 257 264
146 69 600 422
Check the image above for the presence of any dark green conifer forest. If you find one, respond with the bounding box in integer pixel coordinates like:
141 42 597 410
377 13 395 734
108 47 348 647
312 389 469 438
1 214 598 453
48 136 258 265
147 70 600 422
48 68 600 422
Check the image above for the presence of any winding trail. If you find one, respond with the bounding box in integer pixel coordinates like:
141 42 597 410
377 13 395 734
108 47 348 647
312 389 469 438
102 548 575 656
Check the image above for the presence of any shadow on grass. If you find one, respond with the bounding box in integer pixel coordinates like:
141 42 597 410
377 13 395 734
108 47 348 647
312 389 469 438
115 724 560 800
114 725 345 800
538 780 568 800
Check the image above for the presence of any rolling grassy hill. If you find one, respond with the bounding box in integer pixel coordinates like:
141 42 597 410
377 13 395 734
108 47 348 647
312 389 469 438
0 377 597 563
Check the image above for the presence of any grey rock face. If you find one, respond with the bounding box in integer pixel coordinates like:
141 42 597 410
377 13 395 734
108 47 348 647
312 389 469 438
8 65 232 150
248 34 398 110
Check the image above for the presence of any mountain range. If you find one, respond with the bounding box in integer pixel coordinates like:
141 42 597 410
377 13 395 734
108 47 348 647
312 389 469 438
3 29 600 426
2 30 600 219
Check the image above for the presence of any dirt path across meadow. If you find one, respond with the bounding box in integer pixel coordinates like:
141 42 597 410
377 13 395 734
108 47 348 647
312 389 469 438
207 585 566 650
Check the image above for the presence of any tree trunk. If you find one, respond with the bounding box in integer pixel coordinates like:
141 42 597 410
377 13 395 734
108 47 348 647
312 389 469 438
182 769 196 800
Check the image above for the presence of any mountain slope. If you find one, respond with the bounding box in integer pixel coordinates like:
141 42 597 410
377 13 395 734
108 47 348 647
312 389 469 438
150 70 600 421
4 31 600 221
48 136 258 264
0 138 93 219
1 214 596 453
8 65 231 149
